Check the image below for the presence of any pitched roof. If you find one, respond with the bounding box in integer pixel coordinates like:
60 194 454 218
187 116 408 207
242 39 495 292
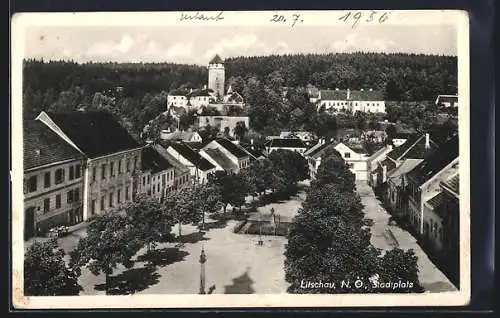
319 89 384 101
305 141 339 159
152 144 189 174
168 88 190 96
407 135 459 186
203 148 239 171
45 111 140 158
436 95 458 104
215 138 250 158
169 143 215 171
387 159 424 186
141 146 174 174
209 54 224 64
24 120 83 170
188 89 213 97
387 133 438 161
268 138 307 149
426 191 448 209
380 157 397 172
441 174 459 196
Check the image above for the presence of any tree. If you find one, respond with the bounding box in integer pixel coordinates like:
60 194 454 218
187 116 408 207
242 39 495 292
69 213 142 295
268 149 309 195
207 171 246 214
376 248 424 293
233 121 248 141
124 194 174 255
311 148 355 192
24 239 82 296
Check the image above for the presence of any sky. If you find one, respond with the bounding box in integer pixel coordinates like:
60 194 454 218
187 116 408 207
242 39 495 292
24 24 457 65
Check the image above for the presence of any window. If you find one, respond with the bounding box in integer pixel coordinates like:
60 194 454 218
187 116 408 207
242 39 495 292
55 168 65 184
92 166 97 181
133 157 137 170
91 200 96 215
109 192 113 207
152 187 155 194
143 176 146 186
110 162 115 178
157 183 160 192
74 188 80 202
67 190 74 204
75 164 81 178
125 186 130 200
44 172 51 188
101 164 106 180
148 175 151 184
117 189 121 203
118 160 122 174
55 194 61 209
27 176 37 192
162 174 166 186
100 196 105 211
126 159 130 172
344 152 351 158
69 166 75 180
43 198 50 213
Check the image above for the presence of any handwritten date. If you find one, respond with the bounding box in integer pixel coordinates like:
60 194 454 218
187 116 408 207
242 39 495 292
339 11 390 29
270 13 304 27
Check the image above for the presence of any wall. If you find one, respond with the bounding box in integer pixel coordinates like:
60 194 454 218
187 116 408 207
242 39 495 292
208 63 225 100
167 95 188 108
269 147 306 155
24 159 85 233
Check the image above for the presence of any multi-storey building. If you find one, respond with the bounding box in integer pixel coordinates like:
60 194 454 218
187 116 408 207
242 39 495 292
201 138 252 172
314 88 386 114
36 111 143 221
139 145 176 201
23 120 85 238
165 142 216 184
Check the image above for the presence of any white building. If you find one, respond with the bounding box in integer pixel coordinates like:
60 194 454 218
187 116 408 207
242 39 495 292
333 142 370 181
315 88 386 114
165 142 216 184
265 138 308 155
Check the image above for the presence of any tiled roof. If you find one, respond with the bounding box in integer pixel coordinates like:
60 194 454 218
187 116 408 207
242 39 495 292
426 191 448 209
441 174 459 195
162 131 199 142
387 133 438 161
23 120 83 170
268 138 307 149
215 138 250 158
45 111 141 158
380 157 397 172
407 135 459 186
209 54 224 64
320 89 384 101
169 143 215 171
152 144 189 174
387 159 424 186
141 146 174 174
203 148 238 171
306 141 339 159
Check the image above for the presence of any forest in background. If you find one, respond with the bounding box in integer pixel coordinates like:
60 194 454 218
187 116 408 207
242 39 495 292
22 52 457 140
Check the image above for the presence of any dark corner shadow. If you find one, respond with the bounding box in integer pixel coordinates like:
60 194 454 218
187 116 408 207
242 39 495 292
224 267 255 294
180 231 211 244
94 266 161 295
136 247 190 267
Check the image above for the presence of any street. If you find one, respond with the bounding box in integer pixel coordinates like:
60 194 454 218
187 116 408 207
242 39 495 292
356 181 457 293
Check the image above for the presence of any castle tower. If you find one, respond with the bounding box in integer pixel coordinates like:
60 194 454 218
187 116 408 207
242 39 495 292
208 54 225 102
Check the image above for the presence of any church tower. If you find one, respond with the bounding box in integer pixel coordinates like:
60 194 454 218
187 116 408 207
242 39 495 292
208 54 225 102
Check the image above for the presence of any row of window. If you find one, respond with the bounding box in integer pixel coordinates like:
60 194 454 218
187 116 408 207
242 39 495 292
324 101 381 107
142 170 175 187
25 164 82 194
42 188 80 214
90 185 131 215
92 156 138 182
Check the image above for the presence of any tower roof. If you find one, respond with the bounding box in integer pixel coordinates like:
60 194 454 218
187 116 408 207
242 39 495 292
209 54 224 64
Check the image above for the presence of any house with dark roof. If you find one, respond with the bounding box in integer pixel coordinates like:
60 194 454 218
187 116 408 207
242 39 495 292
366 144 394 186
199 148 239 173
316 88 386 114
23 120 86 238
333 142 371 181
36 111 143 220
139 146 175 201
202 138 252 172
385 158 424 217
165 142 216 184
160 129 203 143
372 133 438 187
152 144 191 191
435 94 458 108
405 134 459 236
265 138 308 156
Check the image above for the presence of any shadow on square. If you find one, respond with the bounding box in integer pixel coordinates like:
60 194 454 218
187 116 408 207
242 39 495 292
94 266 161 295
137 247 190 268
224 268 255 294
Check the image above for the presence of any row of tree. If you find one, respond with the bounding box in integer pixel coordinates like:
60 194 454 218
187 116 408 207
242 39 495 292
284 148 424 293
24 149 309 295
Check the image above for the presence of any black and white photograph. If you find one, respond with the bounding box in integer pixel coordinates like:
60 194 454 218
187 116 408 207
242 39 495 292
11 10 470 308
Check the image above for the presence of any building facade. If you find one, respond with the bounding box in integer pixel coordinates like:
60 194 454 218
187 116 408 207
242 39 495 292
139 146 176 201
36 111 143 221
314 88 386 114
208 54 225 101
166 143 216 184
23 120 85 238
334 142 370 181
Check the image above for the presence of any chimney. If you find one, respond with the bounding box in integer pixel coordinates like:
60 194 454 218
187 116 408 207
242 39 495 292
347 88 351 99
425 133 430 149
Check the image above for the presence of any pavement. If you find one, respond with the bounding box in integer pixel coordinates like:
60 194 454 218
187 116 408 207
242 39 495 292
356 181 457 293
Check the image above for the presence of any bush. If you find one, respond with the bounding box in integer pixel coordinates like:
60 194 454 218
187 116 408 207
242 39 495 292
245 222 290 236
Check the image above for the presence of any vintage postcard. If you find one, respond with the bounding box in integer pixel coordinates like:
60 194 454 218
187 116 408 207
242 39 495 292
11 10 470 308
